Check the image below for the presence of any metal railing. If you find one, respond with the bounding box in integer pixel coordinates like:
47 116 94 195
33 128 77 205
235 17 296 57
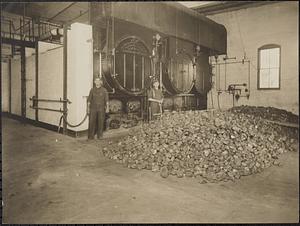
1 15 63 44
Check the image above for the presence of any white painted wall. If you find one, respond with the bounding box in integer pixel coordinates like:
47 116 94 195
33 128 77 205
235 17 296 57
67 22 93 132
11 58 21 116
1 62 9 112
7 23 93 132
38 42 64 126
207 2 299 114
25 48 36 120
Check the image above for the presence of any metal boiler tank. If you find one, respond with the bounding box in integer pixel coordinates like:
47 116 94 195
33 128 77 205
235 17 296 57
89 2 227 123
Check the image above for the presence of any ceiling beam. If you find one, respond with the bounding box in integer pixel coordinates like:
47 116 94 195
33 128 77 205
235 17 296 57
67 9 89 24
47 2 77 22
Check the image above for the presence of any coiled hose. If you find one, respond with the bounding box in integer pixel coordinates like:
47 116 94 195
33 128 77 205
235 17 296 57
58 113 88 133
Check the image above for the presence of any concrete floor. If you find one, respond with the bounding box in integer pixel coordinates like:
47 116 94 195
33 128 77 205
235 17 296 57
2 117 299 223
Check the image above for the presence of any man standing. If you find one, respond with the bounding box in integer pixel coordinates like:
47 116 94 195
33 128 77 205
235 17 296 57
148 79 163 120
87 77 109 139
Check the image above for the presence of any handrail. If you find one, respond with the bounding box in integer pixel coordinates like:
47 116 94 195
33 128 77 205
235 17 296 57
30 106 65 113
30 97 71 104
1 15 62 42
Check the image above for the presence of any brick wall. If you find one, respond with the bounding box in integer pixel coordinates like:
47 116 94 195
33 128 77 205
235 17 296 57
207 2 299 114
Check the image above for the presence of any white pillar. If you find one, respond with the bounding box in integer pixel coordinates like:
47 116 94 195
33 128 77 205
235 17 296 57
67 22 93 132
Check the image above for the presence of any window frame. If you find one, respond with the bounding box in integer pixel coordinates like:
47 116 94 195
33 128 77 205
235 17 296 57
257 44 281 90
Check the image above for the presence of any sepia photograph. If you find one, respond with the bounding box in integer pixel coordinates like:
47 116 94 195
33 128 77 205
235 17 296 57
1 1 299 224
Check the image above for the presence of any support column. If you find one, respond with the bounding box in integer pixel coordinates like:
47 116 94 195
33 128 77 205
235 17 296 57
63 25 68 134
20 46 26 120
35 41 39 121
8 58 12 114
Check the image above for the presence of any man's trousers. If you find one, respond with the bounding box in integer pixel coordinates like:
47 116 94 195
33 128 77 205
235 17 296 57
88 110 105 139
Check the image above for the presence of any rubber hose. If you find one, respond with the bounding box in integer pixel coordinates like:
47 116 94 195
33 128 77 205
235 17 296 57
58 113 88 133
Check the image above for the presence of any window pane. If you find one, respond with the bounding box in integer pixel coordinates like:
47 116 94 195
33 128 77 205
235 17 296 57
260 49 269 69
259 69 270 88
269 48 280 68
269 68 279 88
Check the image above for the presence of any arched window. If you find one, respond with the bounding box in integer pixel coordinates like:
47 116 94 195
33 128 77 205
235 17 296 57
258 44 281 89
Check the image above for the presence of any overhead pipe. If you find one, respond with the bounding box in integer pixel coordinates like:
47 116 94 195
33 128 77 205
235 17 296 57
47 2 77 22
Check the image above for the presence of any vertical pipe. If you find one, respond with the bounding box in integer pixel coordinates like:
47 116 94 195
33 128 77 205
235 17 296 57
248 61 250 95
9 20 12 39
123 54 126 87
20 46 26 119
63 25 68 134
181 63 183 91
112 2 114 49
202 71 204 92
98 19 102 79
106 18 110 58
193 60 196 83
35 41 39 121
142 56 144 89
99 51 102 78
113 48 116 77
170 58 172 82
11 43 14 57
133 54 135 90
89 4 93 85
224 61 227 90
32 18 35 41
88 2 91 24
217 63 220 91
8 59 12 114
188 63 191 88
38 19 40 37
159 61 162 90
20 19 22 40
28 20 31 40
23 3 25 40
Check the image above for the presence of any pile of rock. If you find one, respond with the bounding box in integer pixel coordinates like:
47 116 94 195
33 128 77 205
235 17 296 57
231 105 299 124
102 109 298 183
